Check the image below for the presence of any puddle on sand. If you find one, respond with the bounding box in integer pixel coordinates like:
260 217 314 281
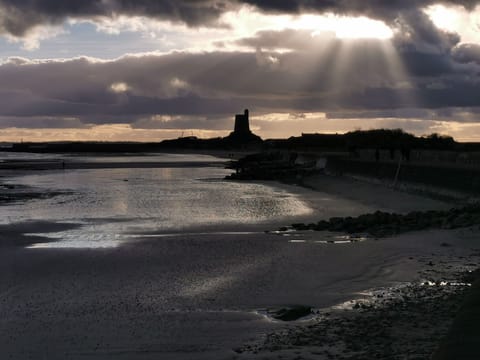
24 227 127 249
269 228 369 245
24 225 265 249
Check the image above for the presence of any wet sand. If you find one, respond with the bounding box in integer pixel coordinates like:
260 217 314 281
2 224 479 359
301 173 456 212
1 165 479 359
236 230 479 359
432 270 480 360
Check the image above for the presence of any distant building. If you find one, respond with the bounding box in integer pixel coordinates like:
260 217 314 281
227 109 262 144
234 109 251 135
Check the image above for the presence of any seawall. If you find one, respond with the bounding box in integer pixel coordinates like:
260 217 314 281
325 156 480 196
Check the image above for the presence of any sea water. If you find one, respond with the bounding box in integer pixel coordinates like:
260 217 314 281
0 153 313 248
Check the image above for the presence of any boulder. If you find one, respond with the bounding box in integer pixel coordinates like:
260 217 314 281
268 305 312 321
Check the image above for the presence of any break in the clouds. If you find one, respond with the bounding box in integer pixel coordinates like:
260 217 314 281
1 1 480 141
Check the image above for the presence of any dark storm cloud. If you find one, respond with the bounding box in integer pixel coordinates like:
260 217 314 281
238 0 478 20
0 0 230 36
452 43 480 64
0 44 410 121
1 0 479 37
392 8 461 53
400 50 455 77
0 116 90 128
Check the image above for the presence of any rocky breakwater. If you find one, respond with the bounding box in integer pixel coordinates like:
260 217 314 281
282 203 480 238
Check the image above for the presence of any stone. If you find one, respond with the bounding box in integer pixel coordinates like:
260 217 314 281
269 305 312 321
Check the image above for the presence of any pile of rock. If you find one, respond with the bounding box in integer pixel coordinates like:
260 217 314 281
225 151 320 180
267 305 312 321
285 204 480 238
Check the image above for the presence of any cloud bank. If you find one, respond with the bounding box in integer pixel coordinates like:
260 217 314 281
0 1 479 37
1 1 480 140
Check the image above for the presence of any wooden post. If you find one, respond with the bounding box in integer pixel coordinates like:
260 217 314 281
393 156 402 188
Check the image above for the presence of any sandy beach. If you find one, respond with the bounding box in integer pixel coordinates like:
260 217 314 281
1 159 479 359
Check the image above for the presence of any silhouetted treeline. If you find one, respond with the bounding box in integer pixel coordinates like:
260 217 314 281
266 129 467 151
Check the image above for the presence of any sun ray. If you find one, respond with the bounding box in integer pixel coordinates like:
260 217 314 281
379 40 418 109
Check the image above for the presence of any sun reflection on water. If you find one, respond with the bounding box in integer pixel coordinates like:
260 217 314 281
1 163 313 249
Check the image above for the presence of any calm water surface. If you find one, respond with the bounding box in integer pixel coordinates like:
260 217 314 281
1 154 313 248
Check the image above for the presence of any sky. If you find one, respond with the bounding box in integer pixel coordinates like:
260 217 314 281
1 1 480 142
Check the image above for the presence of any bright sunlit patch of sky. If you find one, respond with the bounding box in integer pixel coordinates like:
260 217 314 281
110 82 130 93
220 7 393 40
1 116 479 143
425 4 480 44
0 125 230 143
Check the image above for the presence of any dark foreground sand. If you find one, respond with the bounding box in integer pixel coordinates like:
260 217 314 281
1 169 479 359
432 270 480 360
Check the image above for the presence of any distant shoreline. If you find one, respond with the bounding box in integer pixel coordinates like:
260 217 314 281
0 160 226 170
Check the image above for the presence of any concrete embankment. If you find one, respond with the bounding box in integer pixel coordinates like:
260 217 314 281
325 156 480 196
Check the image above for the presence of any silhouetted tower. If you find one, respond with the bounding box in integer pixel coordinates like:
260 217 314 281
227 108 261 144
234 109 251 135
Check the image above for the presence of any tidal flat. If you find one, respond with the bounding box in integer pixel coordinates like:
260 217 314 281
0 152 478 359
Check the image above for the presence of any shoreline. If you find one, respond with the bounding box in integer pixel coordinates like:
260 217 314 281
238 173 480 359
